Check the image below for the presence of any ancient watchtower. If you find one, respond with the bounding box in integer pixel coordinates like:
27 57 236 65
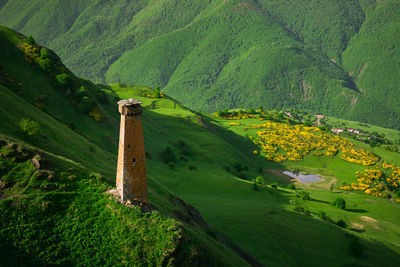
116 99 147 204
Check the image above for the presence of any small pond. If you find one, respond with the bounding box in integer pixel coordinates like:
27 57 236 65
282 171 322 183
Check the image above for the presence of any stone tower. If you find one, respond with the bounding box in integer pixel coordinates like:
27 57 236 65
116 99 147 204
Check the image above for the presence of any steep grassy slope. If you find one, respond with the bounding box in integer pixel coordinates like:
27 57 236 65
1 0 399 129
0 27 252 266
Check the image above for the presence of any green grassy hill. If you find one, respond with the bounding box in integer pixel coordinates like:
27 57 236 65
2 26 400 266
0 0 399 129
0 26 252 266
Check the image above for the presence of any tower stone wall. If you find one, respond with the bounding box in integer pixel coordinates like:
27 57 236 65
116 99 147 204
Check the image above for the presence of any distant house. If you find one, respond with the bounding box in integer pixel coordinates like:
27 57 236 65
285 111 293 118
332 128 344 134
347 128 362 134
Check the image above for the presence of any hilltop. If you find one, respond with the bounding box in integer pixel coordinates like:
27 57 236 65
0 0 399 129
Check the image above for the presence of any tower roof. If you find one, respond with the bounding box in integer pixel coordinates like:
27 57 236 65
117 99 142 106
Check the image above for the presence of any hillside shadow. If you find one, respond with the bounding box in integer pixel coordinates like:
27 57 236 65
311 198 330 204
346 208 368 213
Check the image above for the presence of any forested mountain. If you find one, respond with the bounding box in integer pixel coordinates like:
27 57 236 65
0 0 399 129
2 25 400 266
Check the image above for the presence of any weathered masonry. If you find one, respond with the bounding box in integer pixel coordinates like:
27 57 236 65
116 99 147 204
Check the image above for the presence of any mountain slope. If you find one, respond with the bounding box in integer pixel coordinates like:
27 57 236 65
0 26 253 266
2 25 400 266
0 0 399 129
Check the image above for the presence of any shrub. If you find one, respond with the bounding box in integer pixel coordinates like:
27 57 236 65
168 162 175 170
154 86 161 98
331 197 346 210
317 210 326 220
26 36 35 45
248 107 256 114
75 86 87 98
238 172 247 180
56 73 71 87
188 165 197 171
179 156 188 162
287 183 296 190
40 48 50 59
294 204 304 213
39 58 52 72
337 219 346 228
77 96 95 113
297 190 311 200
160 146 176 164
255 176 265 185
270 182 278 189
19 118 41 139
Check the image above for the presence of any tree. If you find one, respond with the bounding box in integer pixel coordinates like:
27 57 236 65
40 48 50 59
287 183 296 190
56 73 72 87
77 96 95 113
75 86 88 98
331 197 346 210
297 190 311 200
19 118 40 139
154 86 161 98
39 58 52 72
317 210 326 220
337 219 346 228
26 36 35 45
160 146 176 164
270 182 278 189
255 176 265 185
